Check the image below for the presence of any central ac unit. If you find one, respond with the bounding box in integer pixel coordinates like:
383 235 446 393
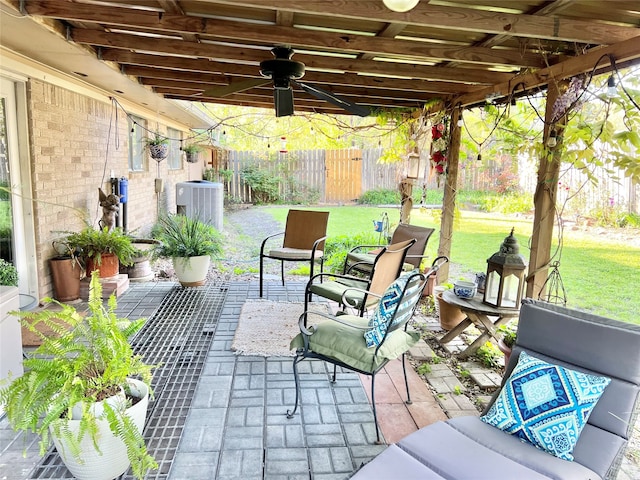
176 181 223 230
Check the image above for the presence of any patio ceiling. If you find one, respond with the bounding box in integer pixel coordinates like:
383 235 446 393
2 0 640 117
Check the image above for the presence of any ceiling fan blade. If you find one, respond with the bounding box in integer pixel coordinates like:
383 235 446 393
296 81 371 117
274 87 294 117
202 78 270 98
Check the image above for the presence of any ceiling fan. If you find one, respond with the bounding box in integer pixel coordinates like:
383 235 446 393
202 47 370 117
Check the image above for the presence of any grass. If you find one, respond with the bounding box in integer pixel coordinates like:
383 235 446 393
261 206 640 324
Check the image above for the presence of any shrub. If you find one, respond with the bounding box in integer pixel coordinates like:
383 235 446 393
0 259 18 286
322 231 379 273
241 165 281 204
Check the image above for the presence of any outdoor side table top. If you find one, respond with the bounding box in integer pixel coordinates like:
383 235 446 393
439 289 519 359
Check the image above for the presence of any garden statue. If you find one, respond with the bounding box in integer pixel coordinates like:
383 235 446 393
98 187 119 231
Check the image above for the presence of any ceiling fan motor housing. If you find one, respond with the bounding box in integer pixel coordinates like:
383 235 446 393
260 47 305 89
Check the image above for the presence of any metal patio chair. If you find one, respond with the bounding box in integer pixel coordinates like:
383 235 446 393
288 270 434 444
344 223 435 275
305 238 415 317
259 209 329 298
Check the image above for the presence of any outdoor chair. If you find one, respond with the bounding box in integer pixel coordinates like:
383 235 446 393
288 270 435 444
305 238 415 317
259 209 329 298
351 299 640 479
344 223 435 275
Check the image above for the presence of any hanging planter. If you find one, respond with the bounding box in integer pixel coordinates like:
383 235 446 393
145 132 169 161
182 144 201 164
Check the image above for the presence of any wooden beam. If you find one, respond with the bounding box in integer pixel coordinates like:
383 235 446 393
455 36 640 107
437 107 461 284
106 51 476 94
72 29 511 84
25 1 545 68
205 1 640 45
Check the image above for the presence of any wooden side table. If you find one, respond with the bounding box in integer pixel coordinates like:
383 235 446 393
439 290 519 359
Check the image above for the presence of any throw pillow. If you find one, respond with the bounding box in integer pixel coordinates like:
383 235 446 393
481 351 611 461
364 272 420 348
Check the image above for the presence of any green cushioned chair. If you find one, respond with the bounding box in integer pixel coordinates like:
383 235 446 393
344 223 436 275
288 270 438 444
305 238 415 317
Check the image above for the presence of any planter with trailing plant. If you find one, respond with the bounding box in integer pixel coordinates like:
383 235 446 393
0 271 157 480
182 144 201 163
64 227 135 278
153 214 222 287
497 322 518 366
145 132 169 161
49 239 84 301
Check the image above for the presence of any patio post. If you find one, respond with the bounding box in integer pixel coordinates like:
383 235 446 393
526 80 566 299
436 106 461 283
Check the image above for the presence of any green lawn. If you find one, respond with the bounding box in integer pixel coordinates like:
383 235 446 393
262 206 640 324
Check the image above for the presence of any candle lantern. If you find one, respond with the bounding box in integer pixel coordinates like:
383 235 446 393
406 150 423 180
483 228 527 309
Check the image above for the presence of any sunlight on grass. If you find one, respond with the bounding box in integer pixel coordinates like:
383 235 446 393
262 206 639 324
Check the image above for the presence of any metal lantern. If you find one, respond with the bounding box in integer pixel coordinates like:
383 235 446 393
406 150 423 180
483 228 527 309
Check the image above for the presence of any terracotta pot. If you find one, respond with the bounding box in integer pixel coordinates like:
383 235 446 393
50 257 82 301
421 274 436 297
436 292 466 330
498 338 513 366
85 253 119 278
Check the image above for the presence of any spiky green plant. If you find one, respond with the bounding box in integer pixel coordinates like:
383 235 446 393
153 214 222 259
0 271 156 479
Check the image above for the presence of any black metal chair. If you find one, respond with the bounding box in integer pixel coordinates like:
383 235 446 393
288 262 445 444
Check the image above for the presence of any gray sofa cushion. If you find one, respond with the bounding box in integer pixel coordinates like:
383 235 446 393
352 444 446 479
397 418 601 480
349 300 640 480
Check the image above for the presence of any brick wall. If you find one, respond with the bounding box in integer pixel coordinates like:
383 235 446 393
28 79 199 298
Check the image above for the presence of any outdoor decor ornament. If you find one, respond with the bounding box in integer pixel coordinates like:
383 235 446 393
483 228 527 309
429 112 449 183
98 187 119 232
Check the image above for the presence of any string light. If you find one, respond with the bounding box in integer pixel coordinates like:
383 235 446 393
607 75 617 98
547 129 557 148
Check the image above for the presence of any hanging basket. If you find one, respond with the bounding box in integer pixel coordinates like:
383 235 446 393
185 151 199 163
148 144 168 160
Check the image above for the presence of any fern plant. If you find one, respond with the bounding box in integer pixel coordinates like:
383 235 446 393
0 271 156 479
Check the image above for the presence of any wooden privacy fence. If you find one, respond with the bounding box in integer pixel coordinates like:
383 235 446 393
225 148 409 204
215 148 638 213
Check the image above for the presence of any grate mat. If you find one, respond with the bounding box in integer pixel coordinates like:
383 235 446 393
29 282 228 480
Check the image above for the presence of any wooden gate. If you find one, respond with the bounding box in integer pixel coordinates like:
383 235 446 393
325 149 362 203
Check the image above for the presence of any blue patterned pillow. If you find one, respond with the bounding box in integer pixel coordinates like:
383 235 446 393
364 272 420 348
481 351 611 461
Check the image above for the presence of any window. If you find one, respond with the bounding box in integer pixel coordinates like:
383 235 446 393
167 127 182 170
128 115 146 172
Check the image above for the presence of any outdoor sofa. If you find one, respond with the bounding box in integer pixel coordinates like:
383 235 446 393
351 299 640 480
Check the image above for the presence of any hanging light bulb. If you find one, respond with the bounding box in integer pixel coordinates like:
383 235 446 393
607 75 617 97
547 130 557 148
457 118 463 127
477 153 482 161
382 0 419 12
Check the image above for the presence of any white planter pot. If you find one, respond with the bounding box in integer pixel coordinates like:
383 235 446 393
51 378 149 480
173 255 210 287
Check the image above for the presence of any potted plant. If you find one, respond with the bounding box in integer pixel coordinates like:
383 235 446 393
435 282 466 330
0 271 157 480
0 258 18 286
182 144 201 163
145 132 169 161
120 238 160 281
497 322 518 365
64 226 136 278
152 214 222 287
49 238 84 301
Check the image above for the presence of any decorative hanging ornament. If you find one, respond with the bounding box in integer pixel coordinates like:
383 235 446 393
279 136 288 153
